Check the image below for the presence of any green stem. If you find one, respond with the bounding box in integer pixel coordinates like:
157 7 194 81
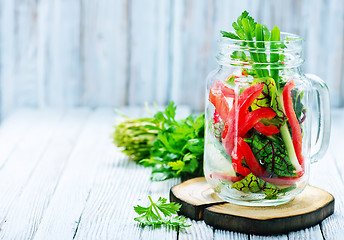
270 26 281 89
255 23 269 77
279 124 302 172
148 196 163 220
241 19 263 77
278 94 302 172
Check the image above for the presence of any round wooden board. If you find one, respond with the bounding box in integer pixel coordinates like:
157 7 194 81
170 177 334 235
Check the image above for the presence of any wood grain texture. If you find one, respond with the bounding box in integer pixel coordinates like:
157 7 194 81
203 186 334 235
0 109 91 239
33 109 116 240
170 177 224 220
0 107 341 239
178 219 214 240
0 110 63 233
49 0 82 107
81 0 129 106
1 0 344 118
171 177 334 235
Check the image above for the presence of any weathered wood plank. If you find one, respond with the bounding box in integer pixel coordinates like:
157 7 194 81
154 0 172 106
288 226 324 240
171 0 213 111
0 109 91 239
70 108 146 239
48 0 81 107
328 109 344 170
32 109 115 239
0 109 49 168
1 0 18 116
36 0 51 107
214 230 248 240
2 0 344 114
178 219 214 240
74 158 152 239
317 152 344 239
129 0 155 106
128 0 171 107
0 110 63 227
81 0 129 106
250 235 288 240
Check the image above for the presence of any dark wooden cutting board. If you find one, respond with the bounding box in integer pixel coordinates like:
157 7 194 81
170 177 334 235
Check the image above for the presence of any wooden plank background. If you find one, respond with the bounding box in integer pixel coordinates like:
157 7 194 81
1 0 343 118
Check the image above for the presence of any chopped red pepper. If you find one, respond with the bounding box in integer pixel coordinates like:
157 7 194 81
221 84 264 155
210 83 281 177
222 120 235 156
209 81 236 122
283 79 304 165
238 107 277 136
231 144 251 176
236 136 268 177
254 122 280 135
219 81 235 98
237 84 264 114
209 87 230 122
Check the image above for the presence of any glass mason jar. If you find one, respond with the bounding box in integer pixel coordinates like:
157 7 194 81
204 33 331 206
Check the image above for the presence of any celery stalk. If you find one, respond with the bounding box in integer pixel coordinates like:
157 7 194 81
280 124 302 172
278 93 302 172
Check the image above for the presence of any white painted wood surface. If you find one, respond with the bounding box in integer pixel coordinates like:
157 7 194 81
1 0 344 118
0 107 342 239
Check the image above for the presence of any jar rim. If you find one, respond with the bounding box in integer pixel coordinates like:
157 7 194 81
218 32 304 44
216 32 304 69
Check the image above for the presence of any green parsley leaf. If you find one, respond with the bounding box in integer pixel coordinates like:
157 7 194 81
134 196 191 229
220 30 241 40
230 51 247 61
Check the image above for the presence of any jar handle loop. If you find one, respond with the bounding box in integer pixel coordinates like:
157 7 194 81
305 74 331 163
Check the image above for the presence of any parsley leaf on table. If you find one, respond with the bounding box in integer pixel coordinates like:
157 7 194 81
134 196 191 229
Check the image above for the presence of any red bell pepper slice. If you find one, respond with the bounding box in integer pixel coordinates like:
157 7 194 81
220 82 235 98
238 107 277 136
231 144 251 176
222 120 235 156
254 122 280 135
283 79 304 165
236 136 268 177
209 87 230 122
221 84 265 155
209 81 236 122
237 84 264 114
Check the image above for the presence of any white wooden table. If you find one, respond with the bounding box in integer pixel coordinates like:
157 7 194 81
0 107 343 240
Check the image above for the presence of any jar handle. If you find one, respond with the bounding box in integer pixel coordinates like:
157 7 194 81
305 74 331 163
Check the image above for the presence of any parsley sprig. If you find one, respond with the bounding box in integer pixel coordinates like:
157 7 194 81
116 102 205 181
134 196 190 229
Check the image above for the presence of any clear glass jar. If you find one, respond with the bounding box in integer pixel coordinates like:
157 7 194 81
204 33 331 206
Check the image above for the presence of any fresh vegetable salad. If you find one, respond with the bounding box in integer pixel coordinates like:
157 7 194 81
204 11 311 205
